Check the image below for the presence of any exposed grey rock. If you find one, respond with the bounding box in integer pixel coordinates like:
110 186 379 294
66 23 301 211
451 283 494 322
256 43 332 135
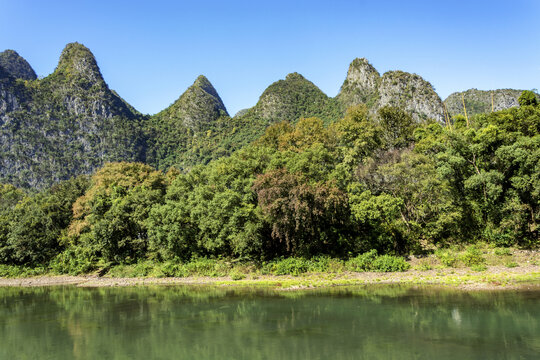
377 71 445 123
0 43 145 189
336 58 380 109
444 88 540 117
337 59 445 123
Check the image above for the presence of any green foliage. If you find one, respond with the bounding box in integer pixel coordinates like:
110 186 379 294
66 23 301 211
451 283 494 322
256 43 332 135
0 176 89 266
460 246 485 266
371 255 410 272
253 168 349 257
377 106 417 149
435 249 459 267
345 250 410 272
494 247 511 256
518 90 538 107
0 264 47 278
67 163 166 265
49 245 98 275
262 256 345 276
345 250 379 271
263 257 311 276
1 90 539 273
0 44 146 189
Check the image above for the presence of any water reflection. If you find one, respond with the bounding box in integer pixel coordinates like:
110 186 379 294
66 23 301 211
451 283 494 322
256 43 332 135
0 285 539 359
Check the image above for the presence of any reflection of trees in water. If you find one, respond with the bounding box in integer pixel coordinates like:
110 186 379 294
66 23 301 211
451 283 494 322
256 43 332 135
0 286 538 359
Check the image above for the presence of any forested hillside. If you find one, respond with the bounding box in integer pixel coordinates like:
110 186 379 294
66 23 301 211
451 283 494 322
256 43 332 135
1 92 538 274
1 43 463 187
0 43 145 189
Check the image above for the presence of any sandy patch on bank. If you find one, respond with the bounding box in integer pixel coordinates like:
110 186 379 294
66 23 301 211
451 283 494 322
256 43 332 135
1 265 539 291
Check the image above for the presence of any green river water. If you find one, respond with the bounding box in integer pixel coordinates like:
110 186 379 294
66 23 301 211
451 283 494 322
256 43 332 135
0 285 538 359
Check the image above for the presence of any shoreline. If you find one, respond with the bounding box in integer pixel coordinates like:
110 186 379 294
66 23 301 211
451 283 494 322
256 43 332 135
1 265 539 291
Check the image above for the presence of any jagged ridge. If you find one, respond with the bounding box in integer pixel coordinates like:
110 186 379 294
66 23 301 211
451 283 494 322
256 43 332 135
337 58 445 122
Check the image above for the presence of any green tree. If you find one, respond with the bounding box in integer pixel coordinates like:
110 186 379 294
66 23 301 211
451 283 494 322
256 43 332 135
253 168 349 257
518 90 538 107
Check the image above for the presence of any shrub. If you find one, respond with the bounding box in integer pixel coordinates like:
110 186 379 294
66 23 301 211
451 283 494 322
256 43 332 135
346 250 409 272
371 255 410 272
263 257 311 276
494 247 511 256
461 246 485 266
345 250 378 272
471 264 487 272
435 249 458 267
230 271 246 281
183 257 230 277
49 245 97 275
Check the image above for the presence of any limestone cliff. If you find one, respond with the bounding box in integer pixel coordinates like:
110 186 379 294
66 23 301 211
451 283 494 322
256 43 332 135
337 58 445 122
444 89 540 117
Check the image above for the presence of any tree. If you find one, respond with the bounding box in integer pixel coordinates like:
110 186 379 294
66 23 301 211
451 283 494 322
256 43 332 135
1 176 89 265
518 90 538 107
253 169 349 257
67 162 166 264
377 106 417 150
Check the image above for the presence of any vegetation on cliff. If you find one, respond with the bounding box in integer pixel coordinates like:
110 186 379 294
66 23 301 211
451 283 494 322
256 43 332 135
0 98 538 275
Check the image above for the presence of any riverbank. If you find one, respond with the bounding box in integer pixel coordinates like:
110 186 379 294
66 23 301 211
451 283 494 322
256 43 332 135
1 265 539 290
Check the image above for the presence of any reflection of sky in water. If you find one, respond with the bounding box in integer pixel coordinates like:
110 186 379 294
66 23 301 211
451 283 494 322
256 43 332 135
452 308 461 326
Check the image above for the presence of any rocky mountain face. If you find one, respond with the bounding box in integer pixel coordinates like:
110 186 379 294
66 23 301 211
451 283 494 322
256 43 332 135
443 89 539 117
0 50 37 81
145 75 232 170
337 58 445 123
153 75 228 133
0 43 145 188
0 43 533 189
336 58 380 109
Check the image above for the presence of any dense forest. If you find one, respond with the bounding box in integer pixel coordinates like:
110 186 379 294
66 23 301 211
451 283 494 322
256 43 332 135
0 91 538 275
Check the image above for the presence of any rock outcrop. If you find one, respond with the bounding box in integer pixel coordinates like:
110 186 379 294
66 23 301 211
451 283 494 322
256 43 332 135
0 43 145 188
336 58 380 109
444 89 539 117
337 58 445 122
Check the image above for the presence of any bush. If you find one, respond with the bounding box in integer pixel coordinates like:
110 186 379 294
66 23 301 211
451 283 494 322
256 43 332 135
346 250 410 272
460 246 485 266
471 264 487 272
435 249 458 267
230 271 246 281
154 261 188 277
371 255 410 272
183 257 231 277
49 245 97 275
494 247 511 256
263 257 311 276
0 264 47 277
345 250 378 272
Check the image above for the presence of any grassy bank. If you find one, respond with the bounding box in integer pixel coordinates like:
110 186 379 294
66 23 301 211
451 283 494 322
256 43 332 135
0 244 538 290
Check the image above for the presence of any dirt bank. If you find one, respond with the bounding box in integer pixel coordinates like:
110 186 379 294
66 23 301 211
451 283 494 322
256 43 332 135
1 265 539 291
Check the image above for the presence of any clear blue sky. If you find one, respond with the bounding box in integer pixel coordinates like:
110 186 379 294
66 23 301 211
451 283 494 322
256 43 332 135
1 0 539 115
